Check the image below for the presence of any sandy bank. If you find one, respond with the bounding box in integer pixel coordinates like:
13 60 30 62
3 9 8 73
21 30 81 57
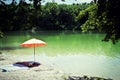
0 51 113 80
0 52 65 80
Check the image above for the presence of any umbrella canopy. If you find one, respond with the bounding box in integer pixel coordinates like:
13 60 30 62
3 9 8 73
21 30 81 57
20 38 47 62
20 38 47 47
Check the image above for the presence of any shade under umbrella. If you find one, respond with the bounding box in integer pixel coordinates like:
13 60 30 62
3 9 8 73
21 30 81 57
20 38 47 62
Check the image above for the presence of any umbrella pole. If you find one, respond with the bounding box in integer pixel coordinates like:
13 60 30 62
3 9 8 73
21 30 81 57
34 46 35 62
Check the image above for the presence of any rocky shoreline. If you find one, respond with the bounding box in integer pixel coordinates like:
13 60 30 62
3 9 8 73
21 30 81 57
65 75 112 80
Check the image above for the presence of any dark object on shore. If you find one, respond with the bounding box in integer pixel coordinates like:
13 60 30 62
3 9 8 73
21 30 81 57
0 52 6 61
0 58 5 61
13 61 40 68
0 52 2 54
65 75 113 80
2 69 7 72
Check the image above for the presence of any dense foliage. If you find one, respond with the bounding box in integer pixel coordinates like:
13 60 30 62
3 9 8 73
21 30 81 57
80 0 120 44
97 0 120 44
0 1 90 32
0 0 120 44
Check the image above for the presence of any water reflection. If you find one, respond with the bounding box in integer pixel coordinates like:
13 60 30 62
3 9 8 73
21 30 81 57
0 31 120 56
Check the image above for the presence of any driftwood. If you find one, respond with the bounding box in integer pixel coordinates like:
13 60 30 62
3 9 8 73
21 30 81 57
65 75 113 80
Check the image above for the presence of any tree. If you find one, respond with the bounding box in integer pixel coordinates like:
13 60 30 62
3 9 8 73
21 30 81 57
33 0 41 11
76 4 98 32
58 4 75 30
97 0 120 44
78 0 120 44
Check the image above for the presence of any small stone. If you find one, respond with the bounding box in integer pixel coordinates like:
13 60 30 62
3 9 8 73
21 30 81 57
0 52 2 54
2 69 7 72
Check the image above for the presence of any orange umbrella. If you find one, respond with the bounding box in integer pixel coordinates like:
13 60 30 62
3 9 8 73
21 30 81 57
20 38 47 62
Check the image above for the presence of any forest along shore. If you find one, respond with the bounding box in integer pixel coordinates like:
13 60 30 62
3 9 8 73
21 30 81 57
0 52 113 80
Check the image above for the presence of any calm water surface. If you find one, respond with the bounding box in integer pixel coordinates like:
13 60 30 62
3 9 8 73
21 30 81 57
0 31 120 80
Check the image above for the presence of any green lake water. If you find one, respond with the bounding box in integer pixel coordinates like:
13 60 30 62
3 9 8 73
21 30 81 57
0 31 120 80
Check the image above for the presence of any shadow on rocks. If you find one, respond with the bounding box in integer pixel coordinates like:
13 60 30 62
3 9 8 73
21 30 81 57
65 75 113 80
